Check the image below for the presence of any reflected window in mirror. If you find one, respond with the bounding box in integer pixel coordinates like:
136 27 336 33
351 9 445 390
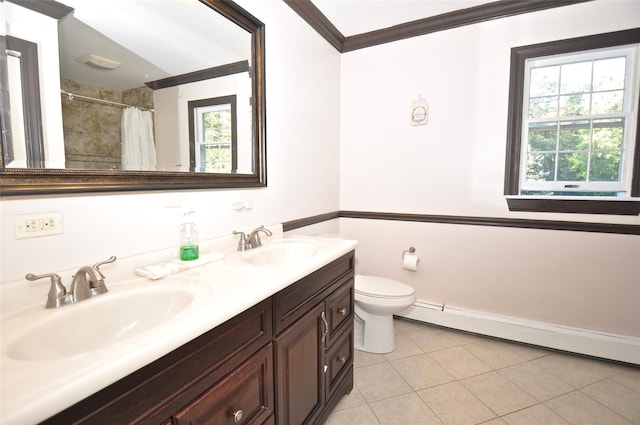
189 95 237 173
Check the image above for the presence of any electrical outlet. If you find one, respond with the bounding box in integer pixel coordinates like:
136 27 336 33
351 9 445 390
14 212 64 239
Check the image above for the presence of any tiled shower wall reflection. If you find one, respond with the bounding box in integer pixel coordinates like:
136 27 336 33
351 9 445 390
61 79 154 170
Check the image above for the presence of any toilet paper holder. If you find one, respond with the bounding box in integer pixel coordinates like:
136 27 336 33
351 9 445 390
401 246 420 271
402 247 416 260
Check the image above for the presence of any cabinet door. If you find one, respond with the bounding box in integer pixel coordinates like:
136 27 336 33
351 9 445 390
275 303 325 425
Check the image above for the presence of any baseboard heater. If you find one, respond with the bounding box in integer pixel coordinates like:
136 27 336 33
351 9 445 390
397 301 639 365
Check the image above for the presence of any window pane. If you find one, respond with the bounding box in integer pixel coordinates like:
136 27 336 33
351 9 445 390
592 119 623 150
203 112 215 141
559 120 590 150
526 152 556 181
590 151 621 181
528 122 557 151
591 90 623 114
529 96 558 119
557 152 588 181
202 110 232 143
200 144 231 173
593 57 626 91
203 128 215 142
560 61 592 94
530 65 559 97
559 93 590 116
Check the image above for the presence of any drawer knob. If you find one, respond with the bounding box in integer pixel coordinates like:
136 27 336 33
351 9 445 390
338 307 347 316
337 355 346 365
233 409 244 423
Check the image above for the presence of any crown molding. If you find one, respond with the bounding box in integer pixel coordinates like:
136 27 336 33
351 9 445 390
6 0 73 19
285 0 594 53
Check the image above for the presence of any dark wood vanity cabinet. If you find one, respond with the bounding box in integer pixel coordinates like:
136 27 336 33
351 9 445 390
273 252 355 425
41 298 274 425
40 251 354 425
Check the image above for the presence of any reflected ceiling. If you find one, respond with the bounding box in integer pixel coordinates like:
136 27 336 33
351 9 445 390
58 0 250 90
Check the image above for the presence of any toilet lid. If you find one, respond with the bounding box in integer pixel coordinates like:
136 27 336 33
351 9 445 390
355 275 415 298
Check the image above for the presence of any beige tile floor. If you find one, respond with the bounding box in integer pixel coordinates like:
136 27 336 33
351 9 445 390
325 318 640 425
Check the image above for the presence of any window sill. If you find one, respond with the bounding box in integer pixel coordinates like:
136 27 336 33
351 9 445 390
506 197 640 215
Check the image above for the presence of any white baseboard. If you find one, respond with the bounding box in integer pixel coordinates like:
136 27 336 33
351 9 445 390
397 301 640 365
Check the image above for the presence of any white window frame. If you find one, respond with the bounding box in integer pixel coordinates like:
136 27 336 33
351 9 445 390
519 45 639 196
194 103 233 172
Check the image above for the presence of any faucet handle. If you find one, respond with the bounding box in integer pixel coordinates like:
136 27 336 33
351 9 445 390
25 272 68 309
233 230 250 251
88 256 116 296
92 255 117 278
93 255 117 271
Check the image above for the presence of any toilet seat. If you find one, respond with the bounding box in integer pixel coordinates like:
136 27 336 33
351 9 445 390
355 275 415 299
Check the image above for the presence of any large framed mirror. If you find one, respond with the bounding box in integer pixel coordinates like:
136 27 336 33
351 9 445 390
0 0 266 195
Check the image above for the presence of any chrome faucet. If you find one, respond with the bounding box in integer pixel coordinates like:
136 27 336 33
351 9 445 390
233 225 273 251
25 256 116 308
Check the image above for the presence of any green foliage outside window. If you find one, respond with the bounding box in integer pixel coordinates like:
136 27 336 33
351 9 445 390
199 109 232 173
525 56 626 186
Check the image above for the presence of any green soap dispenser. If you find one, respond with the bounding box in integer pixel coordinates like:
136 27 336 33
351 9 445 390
180 209 199 261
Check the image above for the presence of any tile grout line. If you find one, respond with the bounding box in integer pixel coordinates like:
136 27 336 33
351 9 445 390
574 387 637 424
331 320 639 425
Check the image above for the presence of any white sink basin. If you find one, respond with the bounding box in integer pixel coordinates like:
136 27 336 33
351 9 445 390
238 239 323 266
6 285 195 361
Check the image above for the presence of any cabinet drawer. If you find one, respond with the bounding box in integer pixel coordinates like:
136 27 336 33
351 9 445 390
174 343 274 425
325 321 353 399
325 278 353 337
274 252 354 335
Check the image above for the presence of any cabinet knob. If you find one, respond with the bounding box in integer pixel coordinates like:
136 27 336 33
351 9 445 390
337 355 346 365
338 307 347 316
233 409 244 423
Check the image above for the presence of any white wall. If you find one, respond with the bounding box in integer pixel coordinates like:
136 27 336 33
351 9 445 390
339 1 640 338
1 0 638 349
0 0 341 283
154 72 252 172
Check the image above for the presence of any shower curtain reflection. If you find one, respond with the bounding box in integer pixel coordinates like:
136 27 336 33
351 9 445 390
121 107 156 171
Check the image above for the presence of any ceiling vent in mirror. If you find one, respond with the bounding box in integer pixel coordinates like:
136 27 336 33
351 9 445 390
76 54 121 70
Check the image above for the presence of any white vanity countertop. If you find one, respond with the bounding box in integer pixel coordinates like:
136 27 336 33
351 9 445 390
0 233 357 425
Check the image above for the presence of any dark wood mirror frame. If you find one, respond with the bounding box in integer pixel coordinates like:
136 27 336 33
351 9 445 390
0 0 266 196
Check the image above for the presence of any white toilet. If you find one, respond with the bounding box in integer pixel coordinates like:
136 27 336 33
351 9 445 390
354 275 416 353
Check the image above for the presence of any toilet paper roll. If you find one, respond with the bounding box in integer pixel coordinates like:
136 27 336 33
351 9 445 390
402 253 420 271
